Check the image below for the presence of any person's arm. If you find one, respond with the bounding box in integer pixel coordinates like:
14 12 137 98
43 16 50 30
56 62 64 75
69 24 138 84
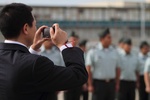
31 24 87 92
116 67 120 92
85 49 94 92
136 59 141 89
144 58 150 93
144 72 150 93
33 47 88 92
31 25 49 51
86 65 94 92
136 71 140 89
116 52 121 92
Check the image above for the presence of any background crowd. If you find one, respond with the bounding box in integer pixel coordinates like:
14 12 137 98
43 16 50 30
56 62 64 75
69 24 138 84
38 28 150 100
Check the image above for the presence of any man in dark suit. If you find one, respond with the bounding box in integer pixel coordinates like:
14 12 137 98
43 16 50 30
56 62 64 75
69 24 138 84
64 32 81 100
0 3 88 100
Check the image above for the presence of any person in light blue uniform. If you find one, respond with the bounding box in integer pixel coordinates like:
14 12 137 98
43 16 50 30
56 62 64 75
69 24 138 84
64 32 81 100
138 41 149 100
144 57 150 95
40 39 64 66
86 28 120 100
79 39 88 100
117 37 125 55
118 38 140 100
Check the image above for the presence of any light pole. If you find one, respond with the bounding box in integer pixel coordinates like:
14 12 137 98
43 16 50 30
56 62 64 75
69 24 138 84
140 0 146 41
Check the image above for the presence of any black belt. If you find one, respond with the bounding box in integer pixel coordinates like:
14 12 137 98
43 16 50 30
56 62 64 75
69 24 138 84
94 79 115 83
120 80 135 83
140 75 144 78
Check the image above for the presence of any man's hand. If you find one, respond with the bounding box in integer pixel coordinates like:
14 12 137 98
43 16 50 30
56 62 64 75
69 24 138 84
146 86 150 93
50 23 68 48
144 72 150 93
82 84 88 91
31 26 49 51
88 85 94 92
115 83 120 92
136 82 140 89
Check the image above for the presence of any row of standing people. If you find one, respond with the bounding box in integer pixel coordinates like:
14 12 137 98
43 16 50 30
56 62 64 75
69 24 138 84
39 28 150 100
86 28 150 100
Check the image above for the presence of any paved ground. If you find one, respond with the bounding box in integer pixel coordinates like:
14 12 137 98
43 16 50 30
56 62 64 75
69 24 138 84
58 90 139 100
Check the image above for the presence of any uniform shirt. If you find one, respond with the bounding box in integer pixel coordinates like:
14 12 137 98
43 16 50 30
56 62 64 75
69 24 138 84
86 42 120 80
148 52 150 57
144 58 150 73
83 52 86 58
40 45 64 66
138 53 149 75
119 50 140 81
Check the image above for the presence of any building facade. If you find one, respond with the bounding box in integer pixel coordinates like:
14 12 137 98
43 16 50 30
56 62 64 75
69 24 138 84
0 2 150 45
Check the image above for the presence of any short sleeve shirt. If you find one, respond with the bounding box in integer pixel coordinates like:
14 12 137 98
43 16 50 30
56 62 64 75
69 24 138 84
138 53 149 75
40 46 65 66
144 58 150 73
119 50 140 81
86 42 120 80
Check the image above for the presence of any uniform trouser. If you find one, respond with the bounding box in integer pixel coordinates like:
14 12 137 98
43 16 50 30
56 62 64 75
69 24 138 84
139 76 149 100
80 90 88 100
64 87 82 100
119 80 136 100
92 79 115 100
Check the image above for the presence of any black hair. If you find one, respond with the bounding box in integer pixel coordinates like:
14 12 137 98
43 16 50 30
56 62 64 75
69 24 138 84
139 41 149 49
70 31 79 38
0 3 34 39
118 37 125 43
79 39 88 47
122 38 132 45
99 28 110 39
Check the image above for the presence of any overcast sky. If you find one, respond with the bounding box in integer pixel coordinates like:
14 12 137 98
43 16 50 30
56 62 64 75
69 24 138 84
0 0 146 6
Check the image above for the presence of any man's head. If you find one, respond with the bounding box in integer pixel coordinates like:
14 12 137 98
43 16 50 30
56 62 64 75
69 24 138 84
99 28 112 48
140 41 149 55
122 38 132 54
79 39 88 52
0 3 36 46
118 37 125 48
69 31 79 47
43 39 54 50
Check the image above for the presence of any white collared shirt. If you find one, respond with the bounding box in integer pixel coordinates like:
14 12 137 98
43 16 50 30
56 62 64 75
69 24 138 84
4 40 73 54
5 40 27 48
4 40 38 54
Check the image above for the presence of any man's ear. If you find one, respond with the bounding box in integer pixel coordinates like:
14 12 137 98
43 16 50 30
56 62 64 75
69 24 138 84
22 23 29 35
